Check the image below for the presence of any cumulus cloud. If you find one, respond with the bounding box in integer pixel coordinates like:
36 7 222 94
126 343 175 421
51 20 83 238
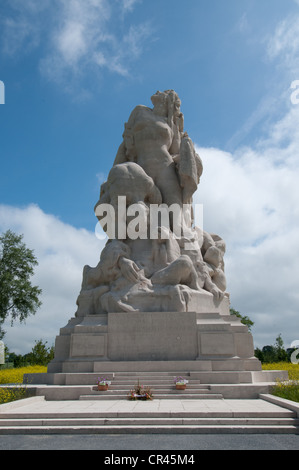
193 100 299 349
0 204 104 354
192 4 299 350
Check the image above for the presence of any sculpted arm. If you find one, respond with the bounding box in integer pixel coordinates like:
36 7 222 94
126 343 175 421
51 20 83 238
118 257 143 283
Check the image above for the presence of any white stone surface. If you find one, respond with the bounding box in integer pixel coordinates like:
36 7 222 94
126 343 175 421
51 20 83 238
77 90 227 315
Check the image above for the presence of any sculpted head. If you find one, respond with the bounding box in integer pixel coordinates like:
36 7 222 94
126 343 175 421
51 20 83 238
151 90 168 116
151 90 181 122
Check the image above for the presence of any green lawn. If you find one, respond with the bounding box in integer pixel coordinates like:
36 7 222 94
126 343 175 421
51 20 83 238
262 362 299 403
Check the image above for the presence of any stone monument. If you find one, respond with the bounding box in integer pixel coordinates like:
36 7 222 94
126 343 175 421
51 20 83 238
25 91 287 399
77 89 225 317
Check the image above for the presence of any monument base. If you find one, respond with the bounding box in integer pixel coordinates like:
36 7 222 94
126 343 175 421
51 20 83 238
24 295 288 399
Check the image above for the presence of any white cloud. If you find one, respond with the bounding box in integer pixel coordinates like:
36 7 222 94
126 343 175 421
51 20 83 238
228 4 299 151
0 204 105 354
209 9 299 350
194 99 299 349
41 0 153 90
121 0 141 13
1 0 152 95
1 0 50 56
266 14 299 75
51 0 111 67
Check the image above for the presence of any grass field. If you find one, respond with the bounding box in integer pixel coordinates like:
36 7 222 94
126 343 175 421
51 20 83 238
0 363 299 404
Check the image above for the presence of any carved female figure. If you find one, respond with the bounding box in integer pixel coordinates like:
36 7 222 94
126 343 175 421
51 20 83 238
114 90 184 209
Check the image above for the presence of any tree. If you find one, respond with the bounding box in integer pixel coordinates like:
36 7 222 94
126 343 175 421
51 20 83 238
254 334 289 363
274 333 288 362
230 308 254 331
25 339 54 366
0 230 42 339
261 345 277 363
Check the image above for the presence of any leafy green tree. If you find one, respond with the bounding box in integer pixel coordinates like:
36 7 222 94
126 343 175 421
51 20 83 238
230 307 254 331
261 345 276 363
7 351 28 368
274 333 288 362
255 334 289 363
0 230 42 339
254 347 264 362
25 339 54 366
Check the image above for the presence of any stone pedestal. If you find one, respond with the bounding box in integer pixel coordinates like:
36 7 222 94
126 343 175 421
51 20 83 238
48 293 257 370
23 293 288 399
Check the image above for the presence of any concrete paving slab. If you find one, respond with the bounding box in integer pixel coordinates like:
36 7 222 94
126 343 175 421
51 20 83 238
0 396 296 417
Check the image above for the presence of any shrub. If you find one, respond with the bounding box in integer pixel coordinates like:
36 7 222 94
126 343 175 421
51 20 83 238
0 386 28 404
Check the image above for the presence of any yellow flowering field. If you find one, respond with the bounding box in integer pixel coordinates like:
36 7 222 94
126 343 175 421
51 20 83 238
0 366 47 404
262 362 299 380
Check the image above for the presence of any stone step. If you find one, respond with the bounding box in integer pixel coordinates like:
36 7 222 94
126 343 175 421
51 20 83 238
47 358 264 375
94 382 204 387
113 372 193 376
189 371 253 384
92 359 262 374
62 371 254 385
79 393 224 400
1 417 298 427
91 387 212 393
39 372 201 386
63 372 202 387
0 423 298 435
65 379 201 386
73 382 201 388
110 377 194 383
106 382 202 387
1 408 295 419
20 383 281 400
92 388 210 394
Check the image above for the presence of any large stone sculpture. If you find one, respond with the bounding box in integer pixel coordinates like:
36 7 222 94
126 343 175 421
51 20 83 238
26 90 288 399
76 90 227 316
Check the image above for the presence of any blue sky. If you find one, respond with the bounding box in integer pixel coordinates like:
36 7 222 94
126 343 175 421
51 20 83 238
1 0 299 354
